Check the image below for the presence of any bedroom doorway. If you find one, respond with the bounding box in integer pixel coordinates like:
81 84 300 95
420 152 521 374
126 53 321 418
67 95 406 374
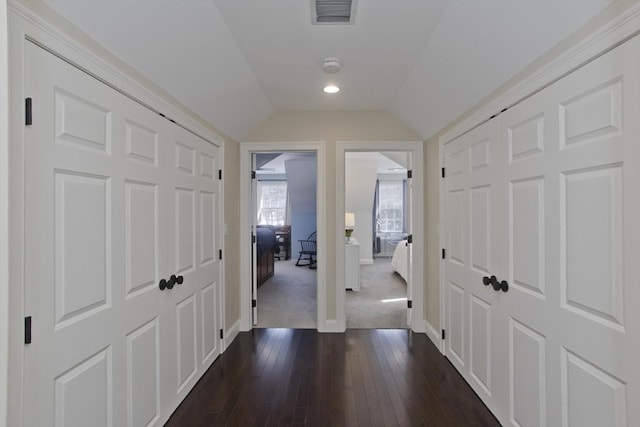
251 151 318 328
344 151 412 329
336 141 424 333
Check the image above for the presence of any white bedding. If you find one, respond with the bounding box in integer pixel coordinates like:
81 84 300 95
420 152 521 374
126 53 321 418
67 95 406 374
391 240 408 283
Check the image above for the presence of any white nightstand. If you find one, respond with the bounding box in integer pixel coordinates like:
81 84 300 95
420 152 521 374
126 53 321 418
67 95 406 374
345 238 360 291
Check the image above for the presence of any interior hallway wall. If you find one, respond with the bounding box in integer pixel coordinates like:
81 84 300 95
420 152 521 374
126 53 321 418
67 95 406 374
0 1 9 424
285 157 318 260
425 137 440 330
345 158 377 263
224 138 241 329
245 111 421 321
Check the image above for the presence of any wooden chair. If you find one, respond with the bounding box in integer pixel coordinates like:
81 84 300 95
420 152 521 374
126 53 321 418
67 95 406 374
295 231 317 269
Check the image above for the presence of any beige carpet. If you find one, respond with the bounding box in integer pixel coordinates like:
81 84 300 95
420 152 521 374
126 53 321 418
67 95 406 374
256 260 317 328
256 258 407 329
346 259 408 329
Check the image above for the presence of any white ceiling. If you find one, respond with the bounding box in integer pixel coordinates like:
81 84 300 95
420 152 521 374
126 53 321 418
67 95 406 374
43 0 613 141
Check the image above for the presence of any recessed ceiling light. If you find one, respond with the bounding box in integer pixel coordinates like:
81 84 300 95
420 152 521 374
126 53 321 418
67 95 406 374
323 85 340 94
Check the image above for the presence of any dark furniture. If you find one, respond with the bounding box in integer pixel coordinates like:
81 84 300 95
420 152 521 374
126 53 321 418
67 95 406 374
274 225 291 260
295 231 317 269
256 226 279 287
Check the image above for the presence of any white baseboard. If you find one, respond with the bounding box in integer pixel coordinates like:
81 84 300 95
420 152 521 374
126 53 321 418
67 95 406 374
223 318 241 351
425 320 443 353
360 258 374 265
318 319 345 333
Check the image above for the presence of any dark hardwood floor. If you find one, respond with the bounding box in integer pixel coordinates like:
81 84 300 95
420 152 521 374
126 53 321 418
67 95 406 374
166 329 500 426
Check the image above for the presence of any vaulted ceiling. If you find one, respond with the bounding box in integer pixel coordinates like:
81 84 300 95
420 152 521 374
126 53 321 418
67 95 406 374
43 0 613 141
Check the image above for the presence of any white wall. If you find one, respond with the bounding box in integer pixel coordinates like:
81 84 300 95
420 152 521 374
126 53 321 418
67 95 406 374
285 157 317 260
0 0 8 424
224 139 241 330
345 158 377 263
245 111 420 324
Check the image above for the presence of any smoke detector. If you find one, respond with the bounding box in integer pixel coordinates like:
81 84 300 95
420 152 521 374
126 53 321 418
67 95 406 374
322 57 341 73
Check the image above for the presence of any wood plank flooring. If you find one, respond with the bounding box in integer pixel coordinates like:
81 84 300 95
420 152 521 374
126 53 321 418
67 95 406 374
165 329 500 426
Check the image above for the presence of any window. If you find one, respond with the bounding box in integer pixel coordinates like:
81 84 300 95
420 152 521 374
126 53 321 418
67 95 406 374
377 181 404 232
257 181 288 225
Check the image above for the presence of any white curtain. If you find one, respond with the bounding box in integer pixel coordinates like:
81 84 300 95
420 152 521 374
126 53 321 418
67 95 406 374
257 181 289 225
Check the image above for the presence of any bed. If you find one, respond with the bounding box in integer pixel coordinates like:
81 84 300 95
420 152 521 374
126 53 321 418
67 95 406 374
391 239 409 283
256 226 280 287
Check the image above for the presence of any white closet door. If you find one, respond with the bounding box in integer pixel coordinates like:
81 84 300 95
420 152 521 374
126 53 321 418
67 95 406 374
443 119 508 419
23 40 169 427
443 35 640 427
164 124 222 412
22 40 223 427
498 35 640 427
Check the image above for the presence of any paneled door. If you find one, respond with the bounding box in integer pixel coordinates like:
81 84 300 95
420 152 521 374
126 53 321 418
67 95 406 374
443 119 508 420
22 40 222 427
443 35 640 426
497 35 640 426
164 124 222 411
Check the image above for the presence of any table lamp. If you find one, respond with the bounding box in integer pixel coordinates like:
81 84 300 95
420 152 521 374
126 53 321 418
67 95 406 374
345 212 355 243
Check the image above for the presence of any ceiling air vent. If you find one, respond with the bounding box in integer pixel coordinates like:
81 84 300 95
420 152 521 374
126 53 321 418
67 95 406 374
312 0 356 24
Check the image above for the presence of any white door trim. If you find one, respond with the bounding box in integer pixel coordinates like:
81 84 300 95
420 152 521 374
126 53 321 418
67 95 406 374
239 142 327 332
0 1 9 426
336 141 425 333
7 4 226 425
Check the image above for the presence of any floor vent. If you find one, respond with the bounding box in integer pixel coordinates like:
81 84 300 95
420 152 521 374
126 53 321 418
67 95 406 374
312 0 356 24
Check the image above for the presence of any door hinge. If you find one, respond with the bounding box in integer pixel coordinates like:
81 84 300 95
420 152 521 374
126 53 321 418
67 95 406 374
442 248 446 259
25 316 32 344
218 169 222 180
407 170 412 179
407 300 412 309
252 299 257 308
442 329 446 340
441 167 445 178
252 234 256 244
219 249 223 260
251 171 256 179
25 98 32 126
219 329 224 340
407 234 413 244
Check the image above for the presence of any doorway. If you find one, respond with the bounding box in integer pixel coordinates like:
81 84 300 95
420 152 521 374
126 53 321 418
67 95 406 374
336 141 424 333
239 142 327 332
252 152 317 328
344 152 411 328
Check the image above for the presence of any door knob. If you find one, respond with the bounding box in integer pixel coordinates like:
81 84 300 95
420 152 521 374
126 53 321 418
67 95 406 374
175 275 184 285
482 276 491 286
166 276 175 290
490 276 500 291
498 280 509 292
159 279 167 291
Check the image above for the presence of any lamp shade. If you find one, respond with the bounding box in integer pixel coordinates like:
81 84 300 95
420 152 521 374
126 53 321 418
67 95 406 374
345 212 356 228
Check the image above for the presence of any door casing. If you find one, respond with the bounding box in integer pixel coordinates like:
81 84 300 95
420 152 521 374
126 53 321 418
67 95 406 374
239 142 327 331
336 141 425 333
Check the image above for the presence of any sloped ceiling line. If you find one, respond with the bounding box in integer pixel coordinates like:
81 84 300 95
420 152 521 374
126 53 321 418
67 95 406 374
43 0 614 141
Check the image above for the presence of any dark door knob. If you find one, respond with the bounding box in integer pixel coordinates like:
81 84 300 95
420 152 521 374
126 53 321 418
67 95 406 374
166 276 175 290
175 275 184 285
159 279 167 291
498 280 509 292
482 276 491 286
490 276 500 291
